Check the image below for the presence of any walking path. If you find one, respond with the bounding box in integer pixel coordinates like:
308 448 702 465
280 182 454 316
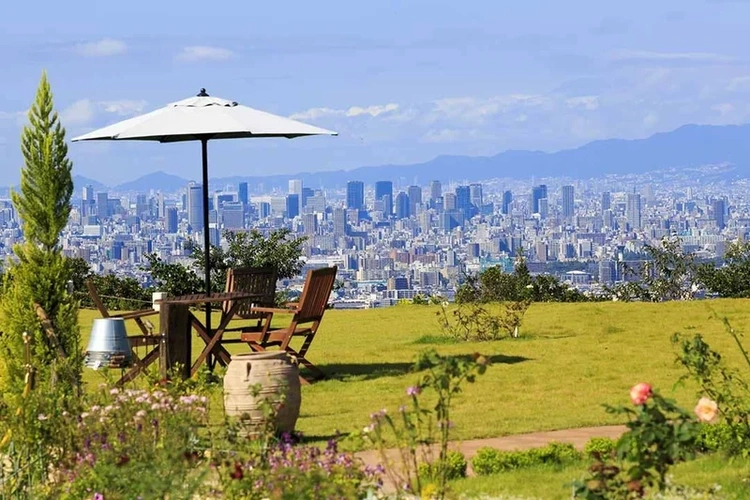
356 424 627 477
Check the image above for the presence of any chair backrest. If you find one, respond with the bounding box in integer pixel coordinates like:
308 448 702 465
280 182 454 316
294 266 338 324
223 267 278 319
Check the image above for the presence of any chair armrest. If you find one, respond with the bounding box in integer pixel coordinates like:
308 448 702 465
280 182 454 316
251 306 298 315
284 302 299 308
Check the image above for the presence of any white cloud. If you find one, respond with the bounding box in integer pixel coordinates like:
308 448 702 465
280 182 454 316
712 103 735 116
431 94 547 121
177 46 234 62
727 76 750 91
60 99 148 127
611 49 734 63
290 103 399 121
0 109 28 127
61 99 96 126
76 38 127 57
100 100 148 116
565 96 600 110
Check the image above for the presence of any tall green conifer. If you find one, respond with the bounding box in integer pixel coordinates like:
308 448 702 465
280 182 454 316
0 72 81 401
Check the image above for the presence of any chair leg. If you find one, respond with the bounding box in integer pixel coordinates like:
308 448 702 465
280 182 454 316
285 346 325 383
116 347 160 386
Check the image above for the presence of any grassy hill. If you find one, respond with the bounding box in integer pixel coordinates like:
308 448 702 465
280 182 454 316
77 299 750 443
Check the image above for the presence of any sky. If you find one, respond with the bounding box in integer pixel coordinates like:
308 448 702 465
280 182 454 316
2 0 750 185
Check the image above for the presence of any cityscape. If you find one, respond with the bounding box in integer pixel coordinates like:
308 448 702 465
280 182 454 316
1 163 744 308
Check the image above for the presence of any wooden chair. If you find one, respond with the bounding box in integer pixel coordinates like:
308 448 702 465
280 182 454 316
220 267 278 340
85 280 165 385
240 266 337 384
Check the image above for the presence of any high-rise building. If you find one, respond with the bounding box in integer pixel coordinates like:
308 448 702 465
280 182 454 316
301 187 314 208
395 192 410 219
288 179 303 197
333 208 347 236
539 198 549 220
302 213 318 235
501 190 513 215
443 193 457 211
626 193 642 230
375 181 393 215
96 192 109 220
346 181 364 211
601 191 611 211
259 202 271 219
429 180 442 202
83 185 93 201
222 202 244 229
407 185 422 216
455 186 473 219
187 182 204 232
469 183 483 209
531 185 547 214
286 194 300 219
713 198 726 230
238 182 248 205
157 192 166 219
165 207 178 233
562 185 575 218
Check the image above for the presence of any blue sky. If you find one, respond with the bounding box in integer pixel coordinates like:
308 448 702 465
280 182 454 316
2 0 750 185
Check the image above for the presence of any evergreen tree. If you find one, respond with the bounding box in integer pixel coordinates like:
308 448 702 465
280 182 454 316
0 72 81 403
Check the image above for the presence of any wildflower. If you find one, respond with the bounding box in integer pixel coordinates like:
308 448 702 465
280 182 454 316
399 405 407 413
37 414 48 421
134 410 147 419
629 382 652 406
109 388 120 395
93 493 104 500
695 397 719 422
406 386 421 397
363 424 374 433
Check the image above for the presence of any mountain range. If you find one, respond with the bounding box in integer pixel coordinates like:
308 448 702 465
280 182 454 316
2 123 749 196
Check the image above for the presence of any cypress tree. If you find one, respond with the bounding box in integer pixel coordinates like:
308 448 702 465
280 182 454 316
0 72 81 402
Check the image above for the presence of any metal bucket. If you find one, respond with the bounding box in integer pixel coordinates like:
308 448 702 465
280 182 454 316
85 318 133 369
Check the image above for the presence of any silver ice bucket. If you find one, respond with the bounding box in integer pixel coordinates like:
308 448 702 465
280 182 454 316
85 318 133 369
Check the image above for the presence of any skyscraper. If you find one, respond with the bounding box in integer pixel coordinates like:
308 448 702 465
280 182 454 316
238 182 248 205
165 207 178 233
713 199 726 230
157 192 166 219
626 193 642 230
333 208 347 236
96 192 109 220
301 187 314 208
469 183 483 209
531 185 547 214
375 181 393 215
455 186 473 219
395 192 410 219
601 191 611 211
286 194 300 219
288 179 303 197
407 185 422 216
187 182 204 232
562 185 575 218
501 190 513 215
429 180 442 202
346 181 365 211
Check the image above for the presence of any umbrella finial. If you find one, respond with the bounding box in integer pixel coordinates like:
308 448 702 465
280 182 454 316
197 88 209 97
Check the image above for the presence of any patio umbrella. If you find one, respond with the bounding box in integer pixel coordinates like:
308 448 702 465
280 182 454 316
72 89 337 343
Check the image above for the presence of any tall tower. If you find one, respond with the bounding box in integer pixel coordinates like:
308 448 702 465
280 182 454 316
501 190 513 215
601 191 611 211
288 179 303 197
407 185 422 216
562 185 575 218
375 181 393 215
346 181 365 211
187 182 204 232
469 183 483 210
238 182 249 205
626 193 642 230
429 180 442 202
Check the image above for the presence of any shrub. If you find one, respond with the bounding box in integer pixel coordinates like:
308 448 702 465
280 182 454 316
583 437 618 460
419 450 467 480
694 423 749 454
472 442 582 476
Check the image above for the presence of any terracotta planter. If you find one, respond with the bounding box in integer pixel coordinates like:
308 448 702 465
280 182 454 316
223 352 301 434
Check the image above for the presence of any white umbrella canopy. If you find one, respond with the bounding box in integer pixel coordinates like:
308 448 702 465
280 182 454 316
72 90 337 142
72 89 337 356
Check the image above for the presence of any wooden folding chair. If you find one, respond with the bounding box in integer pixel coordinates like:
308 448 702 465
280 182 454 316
85 279 165 385
220 267 278 339
240 266 337 384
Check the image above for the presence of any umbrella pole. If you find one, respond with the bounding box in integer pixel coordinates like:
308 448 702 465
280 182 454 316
201 137 213 371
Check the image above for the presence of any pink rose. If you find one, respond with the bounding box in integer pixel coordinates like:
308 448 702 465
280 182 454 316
694 397 718 423
629 383 652 405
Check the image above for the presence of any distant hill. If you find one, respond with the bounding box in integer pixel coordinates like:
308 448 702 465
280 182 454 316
73 175 107 193
115 171 190 193
17 122 748 195
209 123 750 190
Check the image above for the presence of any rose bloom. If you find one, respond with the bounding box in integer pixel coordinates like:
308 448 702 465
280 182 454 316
694 397 719 423
630 383 652 405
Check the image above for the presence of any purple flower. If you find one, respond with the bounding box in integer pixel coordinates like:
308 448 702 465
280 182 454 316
93 493 104 500
406 386 421 396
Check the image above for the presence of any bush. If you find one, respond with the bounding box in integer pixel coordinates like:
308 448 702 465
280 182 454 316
472 442 582 476
419 450 467 480
583 437 618 460
694 423 750 454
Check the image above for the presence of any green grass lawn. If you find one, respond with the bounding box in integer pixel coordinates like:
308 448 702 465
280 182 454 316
450 454 750 499
77 299 750 445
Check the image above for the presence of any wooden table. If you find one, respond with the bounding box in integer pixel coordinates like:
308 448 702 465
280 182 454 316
156 291 263 378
